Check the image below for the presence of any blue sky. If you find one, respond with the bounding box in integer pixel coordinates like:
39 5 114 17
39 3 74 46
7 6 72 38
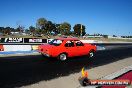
0 0 132 36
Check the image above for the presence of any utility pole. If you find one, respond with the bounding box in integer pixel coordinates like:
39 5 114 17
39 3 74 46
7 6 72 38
81 24 82 36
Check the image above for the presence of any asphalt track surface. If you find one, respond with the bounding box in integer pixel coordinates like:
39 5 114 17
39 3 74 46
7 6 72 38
0 45 132 88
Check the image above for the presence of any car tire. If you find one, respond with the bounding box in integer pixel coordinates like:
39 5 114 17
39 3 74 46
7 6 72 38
58 53 67 61
88 51 94 58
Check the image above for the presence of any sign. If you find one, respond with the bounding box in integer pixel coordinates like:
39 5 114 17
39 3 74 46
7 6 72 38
24 38 47 43
0 38 23 43
0 38 47 44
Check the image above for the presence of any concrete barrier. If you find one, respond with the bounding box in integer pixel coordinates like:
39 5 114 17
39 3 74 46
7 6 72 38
3 45 32 51
31 45 39 50
80 40 103 43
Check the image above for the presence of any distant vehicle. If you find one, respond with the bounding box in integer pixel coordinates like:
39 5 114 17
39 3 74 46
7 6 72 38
11 32 20 36
33 34 42 37
38 37 97 61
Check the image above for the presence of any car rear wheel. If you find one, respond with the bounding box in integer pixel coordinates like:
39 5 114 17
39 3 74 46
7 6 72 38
58 53 67 61
41 53 43 55
41 53 45 57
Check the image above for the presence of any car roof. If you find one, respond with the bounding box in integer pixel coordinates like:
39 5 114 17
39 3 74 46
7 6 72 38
57 37 79 41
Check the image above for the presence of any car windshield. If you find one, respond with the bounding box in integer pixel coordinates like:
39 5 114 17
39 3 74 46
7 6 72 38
48 39 63 46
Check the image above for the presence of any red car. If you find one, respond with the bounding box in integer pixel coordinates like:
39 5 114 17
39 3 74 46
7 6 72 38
38 37 96 61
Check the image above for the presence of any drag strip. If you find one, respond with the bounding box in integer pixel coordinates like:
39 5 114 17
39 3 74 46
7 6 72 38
0 45 132 88
0 45 105 55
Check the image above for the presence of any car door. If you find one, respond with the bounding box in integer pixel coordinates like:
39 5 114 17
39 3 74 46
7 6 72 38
64 40 78 57
75 40 86 56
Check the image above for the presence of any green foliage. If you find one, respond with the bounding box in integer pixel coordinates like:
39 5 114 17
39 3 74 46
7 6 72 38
45 21 56 34
103 35 108 38
0 27 16 35
59 22 71 35
16 25 25 33
37 18 47 29
73 24 86 36
0 17 88 36
4 27 11 35
35 28 42 34
29 26 36 35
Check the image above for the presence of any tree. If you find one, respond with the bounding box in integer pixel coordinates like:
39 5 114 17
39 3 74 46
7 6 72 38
36 28 42 35
36 18 47 29
59 22 71 35
103 35 108 38
29 26 36 35
52 24 60 34
16 25 24 33
0 27 16 35
45 21 55 34
4 27 11 35
73 24 86 36
0 27 4 33
25 29 30 34
52 23 58 34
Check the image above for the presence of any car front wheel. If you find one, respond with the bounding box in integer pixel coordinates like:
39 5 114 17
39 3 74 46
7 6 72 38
58 53 67 61
89 51 94 58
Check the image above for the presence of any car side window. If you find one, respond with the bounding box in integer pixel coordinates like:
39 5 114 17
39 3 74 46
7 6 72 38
65 41 74 47
75 41 84 46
